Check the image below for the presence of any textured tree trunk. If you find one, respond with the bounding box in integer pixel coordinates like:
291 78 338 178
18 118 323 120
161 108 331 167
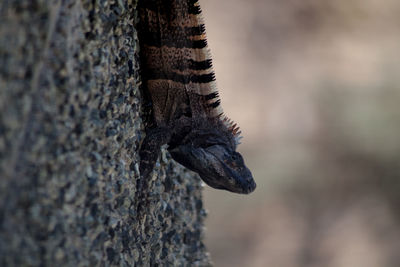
0 0 211 265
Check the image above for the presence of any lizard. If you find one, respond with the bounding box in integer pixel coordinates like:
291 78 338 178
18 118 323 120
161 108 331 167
137 0 256 196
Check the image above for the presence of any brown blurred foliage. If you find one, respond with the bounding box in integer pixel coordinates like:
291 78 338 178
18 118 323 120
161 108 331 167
201 0 400 266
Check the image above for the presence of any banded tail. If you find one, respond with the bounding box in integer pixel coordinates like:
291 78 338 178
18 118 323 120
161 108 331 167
138 0 225 120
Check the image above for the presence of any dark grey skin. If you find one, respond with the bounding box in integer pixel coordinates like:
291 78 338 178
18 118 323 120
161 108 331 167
169 122 255 194
139 116 256 194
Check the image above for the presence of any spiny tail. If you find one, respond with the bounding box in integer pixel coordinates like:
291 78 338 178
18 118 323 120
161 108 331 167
138 0 242 139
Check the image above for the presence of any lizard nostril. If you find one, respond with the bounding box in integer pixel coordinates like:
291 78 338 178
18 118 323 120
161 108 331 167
247 181 256 193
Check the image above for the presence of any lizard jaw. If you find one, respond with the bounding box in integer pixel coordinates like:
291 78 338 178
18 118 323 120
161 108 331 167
169 145 256 194
205 146 256 194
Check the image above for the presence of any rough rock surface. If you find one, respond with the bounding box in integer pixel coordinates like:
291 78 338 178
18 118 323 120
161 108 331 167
0 0 211 266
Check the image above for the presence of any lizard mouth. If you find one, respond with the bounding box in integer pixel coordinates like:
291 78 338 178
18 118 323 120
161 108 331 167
169 144 256 194
205 147 256 194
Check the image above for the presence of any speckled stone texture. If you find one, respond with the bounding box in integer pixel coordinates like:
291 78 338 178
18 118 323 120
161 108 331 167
0 0 211 266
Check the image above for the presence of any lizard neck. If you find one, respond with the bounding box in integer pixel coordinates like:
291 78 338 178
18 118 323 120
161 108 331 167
168 116 236 151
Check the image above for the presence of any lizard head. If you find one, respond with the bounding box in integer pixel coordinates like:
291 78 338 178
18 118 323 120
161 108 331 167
169 121 256 194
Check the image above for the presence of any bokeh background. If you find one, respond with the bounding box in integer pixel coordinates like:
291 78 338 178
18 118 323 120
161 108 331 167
201 0 400 266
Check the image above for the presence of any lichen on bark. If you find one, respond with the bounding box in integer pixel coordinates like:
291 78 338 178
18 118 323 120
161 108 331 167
0 0 211 265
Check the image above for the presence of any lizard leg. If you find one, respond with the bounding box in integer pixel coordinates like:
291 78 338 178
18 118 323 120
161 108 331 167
139 126 171 180
137 127 171 216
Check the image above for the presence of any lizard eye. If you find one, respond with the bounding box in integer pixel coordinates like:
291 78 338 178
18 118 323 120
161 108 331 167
230 153 240 161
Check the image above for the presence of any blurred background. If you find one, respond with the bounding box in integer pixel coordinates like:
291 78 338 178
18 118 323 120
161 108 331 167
200 0 400 266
